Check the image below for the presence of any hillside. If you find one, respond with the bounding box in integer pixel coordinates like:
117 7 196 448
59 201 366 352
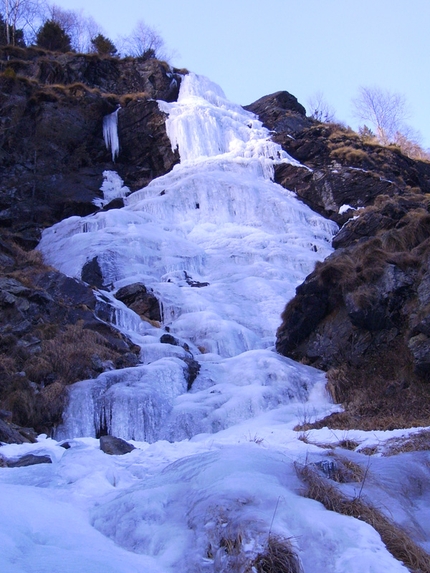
1 49 429 573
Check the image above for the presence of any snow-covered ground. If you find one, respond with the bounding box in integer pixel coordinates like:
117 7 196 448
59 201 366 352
1 74 429 572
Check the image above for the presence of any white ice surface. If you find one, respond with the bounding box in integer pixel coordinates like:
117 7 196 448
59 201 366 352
3 73 427 572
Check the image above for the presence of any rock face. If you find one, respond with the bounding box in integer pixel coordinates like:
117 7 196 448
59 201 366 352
0 46 181 246
275 192 430 427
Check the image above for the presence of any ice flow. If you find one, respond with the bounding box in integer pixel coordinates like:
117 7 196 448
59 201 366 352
39 73 338 441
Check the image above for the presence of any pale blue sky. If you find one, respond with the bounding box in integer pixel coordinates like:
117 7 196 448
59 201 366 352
54 0 430 147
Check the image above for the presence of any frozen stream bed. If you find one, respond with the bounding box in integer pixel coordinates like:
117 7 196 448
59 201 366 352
1 74 429 572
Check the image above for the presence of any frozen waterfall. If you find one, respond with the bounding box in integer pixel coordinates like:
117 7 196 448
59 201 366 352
39 73 338 442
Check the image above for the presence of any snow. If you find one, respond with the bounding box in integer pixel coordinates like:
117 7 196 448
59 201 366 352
339 203 355 214
2 73 429 572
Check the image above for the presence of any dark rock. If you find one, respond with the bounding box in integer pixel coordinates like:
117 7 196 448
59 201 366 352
115 283 161 322
0 418 27 444
245 93 430 225
0 410 12 422
0 277 31 297
18 427 38 443
116 99 179 191
100 435 135 455
81 257 105 289
0 51 180 245
408 334 430 374
160 333 180 346
276 270 333 357
59 441 71 449
102 197 125 211
244 90 309 138
7 453 52 467
184 271 209 288
114 352 140 369
276 191 430 401
183 357 201 390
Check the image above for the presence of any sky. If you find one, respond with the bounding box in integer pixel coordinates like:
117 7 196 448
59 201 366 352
49 0 430 147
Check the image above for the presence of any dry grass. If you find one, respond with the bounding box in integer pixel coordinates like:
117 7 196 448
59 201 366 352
119 91 149 106
327 453 365 483
41 321 115 385
295 463 430 573
330 145 369 164
251 535 303 573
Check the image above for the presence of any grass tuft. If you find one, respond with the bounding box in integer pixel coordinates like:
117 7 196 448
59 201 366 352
252 535 303 573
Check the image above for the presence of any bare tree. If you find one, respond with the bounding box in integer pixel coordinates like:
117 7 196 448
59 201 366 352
352 86 430 160
307 91 336 123
0 0 44 44
46 4 101 52
352 86 409 145
119 19 166 59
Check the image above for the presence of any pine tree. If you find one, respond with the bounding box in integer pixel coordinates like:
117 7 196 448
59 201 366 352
36 20 71 52
90 33 117 56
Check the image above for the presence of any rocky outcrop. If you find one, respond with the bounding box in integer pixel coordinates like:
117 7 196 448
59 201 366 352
246 94 430 225
5 453 52 467
244 90 430 427
276 192 430 427
0 46 180 99
0 238 140 435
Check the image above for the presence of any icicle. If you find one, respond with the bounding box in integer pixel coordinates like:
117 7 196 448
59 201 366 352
103 108 120 162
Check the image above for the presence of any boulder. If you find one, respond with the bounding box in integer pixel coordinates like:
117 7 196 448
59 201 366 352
115 283 161 322
6 453 52 467
100 435 135 455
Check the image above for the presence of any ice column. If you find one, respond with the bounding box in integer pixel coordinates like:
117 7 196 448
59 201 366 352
103 108 120 162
